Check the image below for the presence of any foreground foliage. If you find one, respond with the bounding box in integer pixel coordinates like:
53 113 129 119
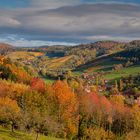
1 56 140 140
0 127 63 140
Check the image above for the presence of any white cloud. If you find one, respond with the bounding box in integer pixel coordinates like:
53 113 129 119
0 35 77 47
16 5 140 35
1 3 140 46
86 35 140 42
30 0 79 9
0 16 20 27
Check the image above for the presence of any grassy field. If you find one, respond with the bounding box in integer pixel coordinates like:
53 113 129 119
76 56 124 74
0 127 63 140
76 55 140 81
85 58 124 73
76 54 124 73
45 78 55 84
6 51 44 61
45 55 73 70
104 64 140 80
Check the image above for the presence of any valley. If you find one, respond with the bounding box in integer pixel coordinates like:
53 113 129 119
1 40 140 140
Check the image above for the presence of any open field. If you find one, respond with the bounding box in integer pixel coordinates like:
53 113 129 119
0 127 63 140
45 78 55 84
76 53 124 73
45 55 73 69
85 58 124 73
6 51 44 60
76 54 124 73
104 64 140 80
75 54 140 81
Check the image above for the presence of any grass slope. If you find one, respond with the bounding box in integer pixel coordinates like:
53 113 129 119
76 54 124 73
76 53 140 81
0 127 63 140
6 51 44 61
85 58 123 73
104 64 140 80
45 55 73 70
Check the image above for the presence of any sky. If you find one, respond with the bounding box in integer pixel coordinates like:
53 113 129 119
0 0 140 47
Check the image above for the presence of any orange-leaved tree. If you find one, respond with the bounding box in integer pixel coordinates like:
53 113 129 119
31 77 46 93
0 97 20 132
52 80 78 138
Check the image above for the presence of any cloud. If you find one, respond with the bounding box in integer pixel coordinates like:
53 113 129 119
0 35 77 47
0 9 21 27
85 35 140 42
16 4 140 35
29 0 140 9
0 16 20 27
1 3 140 46
30 0 79 9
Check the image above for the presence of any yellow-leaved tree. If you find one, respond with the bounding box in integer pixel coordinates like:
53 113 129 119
0 97 20 132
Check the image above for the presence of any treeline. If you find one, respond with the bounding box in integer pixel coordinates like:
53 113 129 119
66 41 125 56
113 48 140 71
115 49 140 62
115 40 140 63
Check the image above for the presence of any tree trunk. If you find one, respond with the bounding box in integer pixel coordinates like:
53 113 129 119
11 122 14 133
77 116 83 140
36 132 39 140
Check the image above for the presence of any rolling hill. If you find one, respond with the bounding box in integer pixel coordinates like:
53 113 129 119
2 40 140 81
75 40 140 81
0 43 14 55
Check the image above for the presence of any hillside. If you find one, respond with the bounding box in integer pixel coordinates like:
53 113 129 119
75 40 140 81
3 40 140 80
3 40 140 81
0 127 63 140
66 41 125 56
5 40 140 79
6 51 44 61
0 43 14 55
27 41 126 78
75 53 124 73
126 40 140 49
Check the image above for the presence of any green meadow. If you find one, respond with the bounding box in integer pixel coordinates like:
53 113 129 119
0 127 63 140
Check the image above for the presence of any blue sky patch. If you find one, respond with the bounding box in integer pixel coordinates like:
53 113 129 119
0 0 29 8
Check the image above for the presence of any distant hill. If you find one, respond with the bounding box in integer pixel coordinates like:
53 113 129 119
0 43 14 55
28 41 126 56
66 41 126 56
26 45 67 53
75 40 140 81
129 40 140 45
24 40 136 78
75 40 140 70
2 40 140 79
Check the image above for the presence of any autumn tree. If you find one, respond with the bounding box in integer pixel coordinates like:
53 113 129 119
110 95 133 136
52 80 78 138
132 104 140 134
0 97 20 132
31 77 46 93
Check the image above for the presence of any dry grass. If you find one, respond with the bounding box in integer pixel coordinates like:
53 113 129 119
6 51 44 60
46 55 73 69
